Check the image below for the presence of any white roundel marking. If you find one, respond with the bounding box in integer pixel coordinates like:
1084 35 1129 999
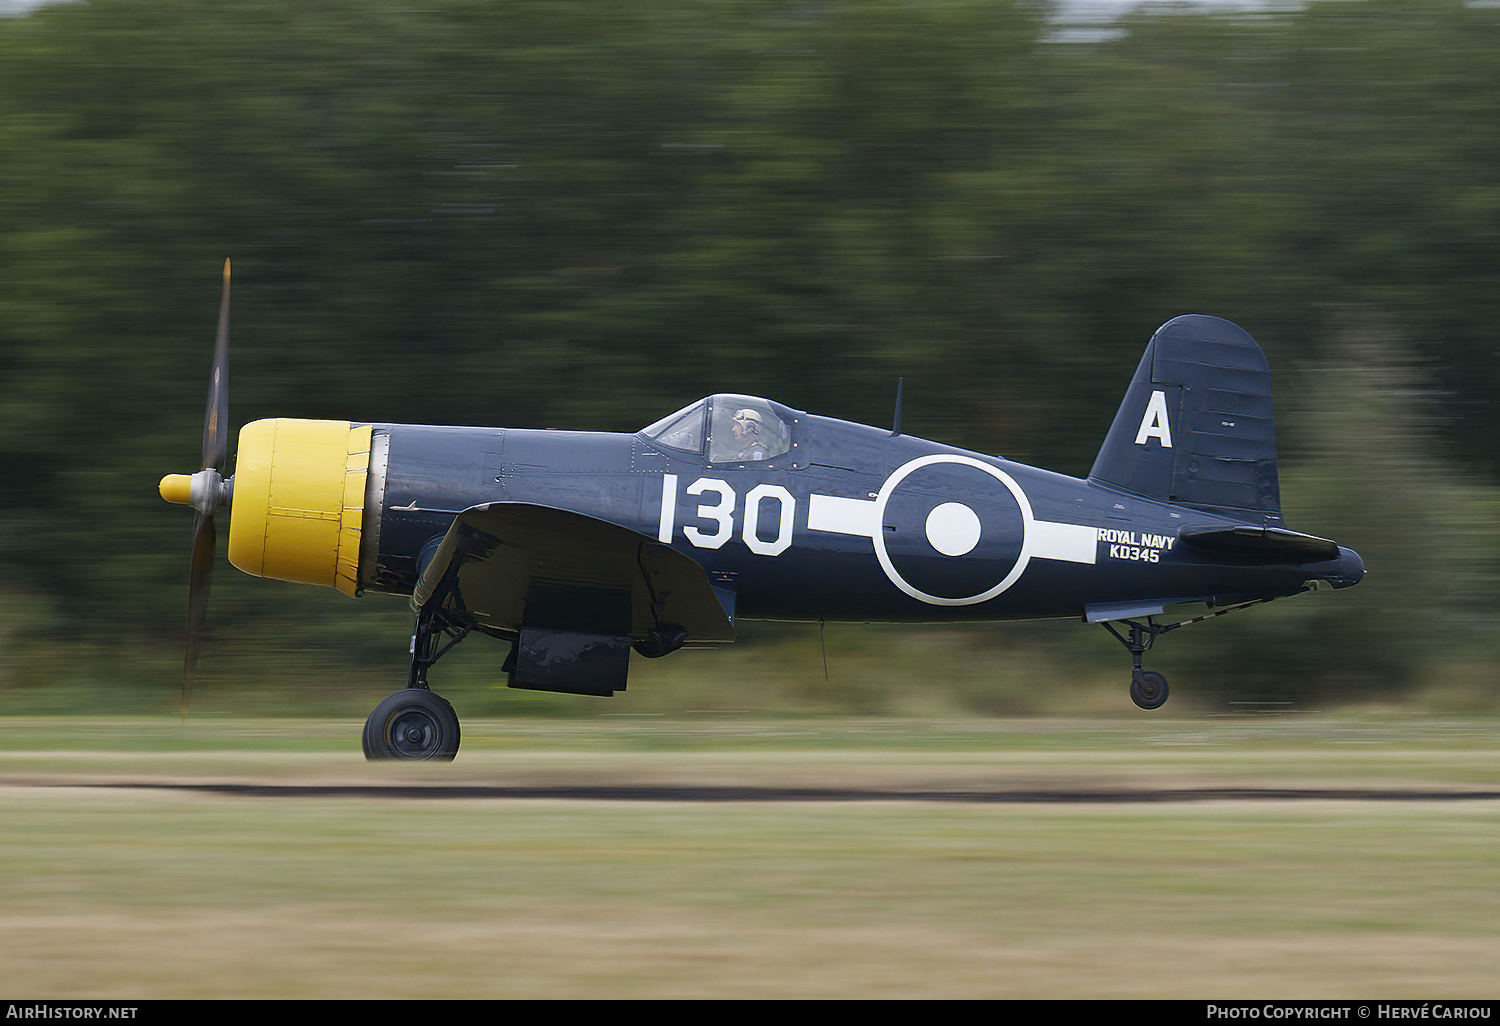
925 502 982 556
873 454 1035 607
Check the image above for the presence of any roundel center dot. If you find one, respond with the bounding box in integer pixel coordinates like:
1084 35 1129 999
925 502 982 557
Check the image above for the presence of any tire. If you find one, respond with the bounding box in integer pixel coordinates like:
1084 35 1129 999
1129 671 1169 711
363 688 461 761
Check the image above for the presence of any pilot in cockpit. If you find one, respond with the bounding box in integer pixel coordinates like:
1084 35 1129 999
727 407 768 462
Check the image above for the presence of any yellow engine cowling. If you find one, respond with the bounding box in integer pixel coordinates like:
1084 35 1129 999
227 418 375 597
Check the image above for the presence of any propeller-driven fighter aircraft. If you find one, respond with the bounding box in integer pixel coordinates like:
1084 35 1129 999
161 262 1365 760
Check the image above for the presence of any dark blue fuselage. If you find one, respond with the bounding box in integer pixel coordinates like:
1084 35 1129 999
360 406 1358 627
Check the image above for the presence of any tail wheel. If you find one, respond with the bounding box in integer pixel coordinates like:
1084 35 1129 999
1130 670 1169 711
363 688 461 761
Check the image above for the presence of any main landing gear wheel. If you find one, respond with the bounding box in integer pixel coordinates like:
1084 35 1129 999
363 688 461 761
1130 670 1169 711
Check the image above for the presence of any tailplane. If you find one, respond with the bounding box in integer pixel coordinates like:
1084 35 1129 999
1088 315 1281 525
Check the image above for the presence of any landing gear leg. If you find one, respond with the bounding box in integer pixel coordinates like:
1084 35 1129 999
363 609 468 761
1101 619 1170 711
1097 595 1293 713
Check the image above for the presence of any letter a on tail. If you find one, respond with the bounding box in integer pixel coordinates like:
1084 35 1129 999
1135 390 1173 448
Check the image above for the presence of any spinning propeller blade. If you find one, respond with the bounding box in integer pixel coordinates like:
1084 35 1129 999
185 509 215 675
161 260 233 719
203 259 230 474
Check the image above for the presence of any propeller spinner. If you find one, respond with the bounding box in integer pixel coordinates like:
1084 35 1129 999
160 259 233 715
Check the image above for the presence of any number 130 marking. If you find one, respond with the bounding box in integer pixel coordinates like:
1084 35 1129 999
658 474 796 557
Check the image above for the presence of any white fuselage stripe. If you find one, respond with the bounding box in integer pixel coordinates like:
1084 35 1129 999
1023 521 1098 564
807 493 881 538
806 492 1097 565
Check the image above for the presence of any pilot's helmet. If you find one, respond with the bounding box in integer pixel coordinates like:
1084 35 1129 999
733 408 763 434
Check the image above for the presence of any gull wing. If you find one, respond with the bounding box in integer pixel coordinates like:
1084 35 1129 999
411 502 735 644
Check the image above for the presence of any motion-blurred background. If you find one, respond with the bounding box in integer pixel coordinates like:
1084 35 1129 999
1 0 1497 717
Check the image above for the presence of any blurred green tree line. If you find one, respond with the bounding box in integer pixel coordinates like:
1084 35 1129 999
1 0 1497 713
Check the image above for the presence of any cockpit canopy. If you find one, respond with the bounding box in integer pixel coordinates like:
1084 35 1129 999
641 394 792 463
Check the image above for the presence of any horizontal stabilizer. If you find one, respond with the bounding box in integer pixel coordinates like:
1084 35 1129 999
1178 525 1340 563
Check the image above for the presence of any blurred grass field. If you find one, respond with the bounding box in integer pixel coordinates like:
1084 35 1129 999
1 714 1497 999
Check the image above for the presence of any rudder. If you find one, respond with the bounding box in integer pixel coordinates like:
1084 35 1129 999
1088 315 1281 525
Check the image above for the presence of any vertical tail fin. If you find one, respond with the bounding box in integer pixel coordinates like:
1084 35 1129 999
1088 315 1281 525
